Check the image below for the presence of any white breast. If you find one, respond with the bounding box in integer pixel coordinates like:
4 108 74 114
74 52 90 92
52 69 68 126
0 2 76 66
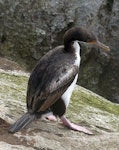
62 41 81 108
61 74 78 107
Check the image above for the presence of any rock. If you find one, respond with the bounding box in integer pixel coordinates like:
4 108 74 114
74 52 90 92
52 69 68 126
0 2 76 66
75 0 119 103
0 69 119 150
0 57 26 71
0 1 119 102
0 141 34 150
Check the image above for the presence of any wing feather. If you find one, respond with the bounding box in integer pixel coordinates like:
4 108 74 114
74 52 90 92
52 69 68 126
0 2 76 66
26 47 79 113
34 66 78 112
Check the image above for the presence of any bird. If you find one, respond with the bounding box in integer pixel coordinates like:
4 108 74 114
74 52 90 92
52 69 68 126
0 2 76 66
9 26 110 134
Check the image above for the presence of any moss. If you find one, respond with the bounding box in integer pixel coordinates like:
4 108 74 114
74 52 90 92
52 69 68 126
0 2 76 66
0 72 28 103
0 70 119 132
0 73 28 88
1 71 119 117
70 87 119 116
66 86 119 132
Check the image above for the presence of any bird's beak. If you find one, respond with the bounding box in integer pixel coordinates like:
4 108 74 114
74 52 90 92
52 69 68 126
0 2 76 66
96 40 110 51
87 40 110 52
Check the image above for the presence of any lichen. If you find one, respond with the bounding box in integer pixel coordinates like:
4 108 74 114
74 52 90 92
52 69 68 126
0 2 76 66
0 70 119 132
0 73 27 100
71 86 119 116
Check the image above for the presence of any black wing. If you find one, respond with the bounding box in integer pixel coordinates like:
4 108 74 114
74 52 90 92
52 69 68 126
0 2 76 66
26 47 79 113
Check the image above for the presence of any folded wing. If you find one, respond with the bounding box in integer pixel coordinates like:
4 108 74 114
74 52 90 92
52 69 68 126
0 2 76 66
26 48 79 113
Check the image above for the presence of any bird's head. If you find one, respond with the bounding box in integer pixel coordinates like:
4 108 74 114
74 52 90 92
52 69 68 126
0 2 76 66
63 27 110 52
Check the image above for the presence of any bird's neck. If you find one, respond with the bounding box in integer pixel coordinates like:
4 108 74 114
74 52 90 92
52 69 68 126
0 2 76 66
72 41 80 54
72 41 81 67
64 40 80 54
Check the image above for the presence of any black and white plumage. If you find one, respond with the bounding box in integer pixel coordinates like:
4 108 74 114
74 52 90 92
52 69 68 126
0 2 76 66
9 27 110 134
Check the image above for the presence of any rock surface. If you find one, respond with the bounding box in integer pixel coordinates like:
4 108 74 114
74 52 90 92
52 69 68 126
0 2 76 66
0 1 118 101
0 68 119 150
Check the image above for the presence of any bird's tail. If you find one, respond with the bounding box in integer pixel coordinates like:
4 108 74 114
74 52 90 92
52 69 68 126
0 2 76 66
8 112 36 133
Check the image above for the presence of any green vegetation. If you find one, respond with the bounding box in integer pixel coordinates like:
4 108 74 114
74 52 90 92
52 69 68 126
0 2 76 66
0 72 27 100
71 87 119 116
0 70 119 132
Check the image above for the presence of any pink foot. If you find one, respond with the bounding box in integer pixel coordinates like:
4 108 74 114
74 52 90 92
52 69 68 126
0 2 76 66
60 116 93 135
46 115 57 121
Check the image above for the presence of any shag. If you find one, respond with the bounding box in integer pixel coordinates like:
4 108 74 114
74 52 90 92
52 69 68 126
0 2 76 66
9 27 110 134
